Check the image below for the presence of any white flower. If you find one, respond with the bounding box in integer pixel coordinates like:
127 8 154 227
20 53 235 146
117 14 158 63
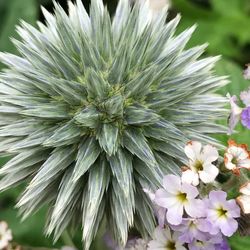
224 140 250 174
182 141 219 186
0 221 12 249
148 226 186 250
237 182 250 214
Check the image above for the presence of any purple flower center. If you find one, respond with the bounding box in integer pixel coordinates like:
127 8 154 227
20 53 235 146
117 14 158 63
241 106 250 129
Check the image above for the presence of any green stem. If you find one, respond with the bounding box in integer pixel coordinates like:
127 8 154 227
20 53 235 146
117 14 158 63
61 231 76 248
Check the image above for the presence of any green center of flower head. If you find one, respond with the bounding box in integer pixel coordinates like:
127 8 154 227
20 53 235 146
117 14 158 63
217 206 228 218
194 160 203 171
166 240 176 250
177 192 187 203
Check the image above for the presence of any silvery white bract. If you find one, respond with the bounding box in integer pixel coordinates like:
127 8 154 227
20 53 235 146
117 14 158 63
0 0 227 248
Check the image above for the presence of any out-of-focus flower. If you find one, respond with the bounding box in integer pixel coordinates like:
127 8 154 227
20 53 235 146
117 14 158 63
240 88 250 106
241 107 250 129
170 218 212 244
0 221 12 250
188 234 223 250
243 64 250 80
125 238 148 250
143 188 166 227
206 191 240 237
148 226 186 250
237 182 250 214
226 93 242 135
224 140 250 174
182 141 219 186
214 238 231 250
155 174 205 225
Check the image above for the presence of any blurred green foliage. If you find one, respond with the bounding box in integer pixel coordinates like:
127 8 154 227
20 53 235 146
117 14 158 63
0 0 249 249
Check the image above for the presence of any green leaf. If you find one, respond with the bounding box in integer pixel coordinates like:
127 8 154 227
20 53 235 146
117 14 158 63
125 104 159 125
43 121 82 147
97 123 119 156
82 159 109 249
123 128 158 168
74 106 100 128
108 149 133 197
85 68 110 101
73 137 101 182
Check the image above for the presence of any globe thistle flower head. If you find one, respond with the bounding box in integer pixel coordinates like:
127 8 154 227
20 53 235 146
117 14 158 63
0 0 227 249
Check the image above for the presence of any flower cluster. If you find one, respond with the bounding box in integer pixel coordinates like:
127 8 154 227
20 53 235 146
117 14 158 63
106 141 250 250
145 142 241 250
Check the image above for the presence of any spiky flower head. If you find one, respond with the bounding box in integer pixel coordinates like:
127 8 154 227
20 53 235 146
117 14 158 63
0 0 227 248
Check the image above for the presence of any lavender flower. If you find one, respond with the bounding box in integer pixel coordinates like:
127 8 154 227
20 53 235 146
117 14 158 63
188 235 222 250
214 238 231 250
241 107 250 129
148 226 186 250
206 191 240 236
170 218 212 243
155 175 205 225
